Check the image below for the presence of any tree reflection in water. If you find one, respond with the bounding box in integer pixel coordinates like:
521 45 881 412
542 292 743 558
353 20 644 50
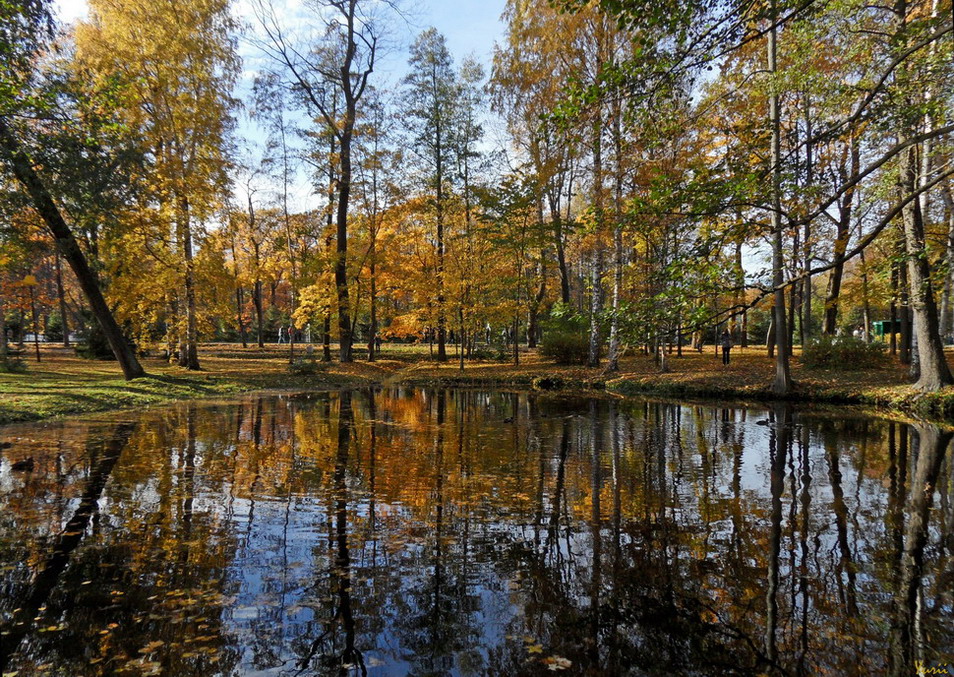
0 389 952 675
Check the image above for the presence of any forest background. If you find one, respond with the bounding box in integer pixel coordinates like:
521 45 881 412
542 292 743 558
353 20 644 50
1 0 953 413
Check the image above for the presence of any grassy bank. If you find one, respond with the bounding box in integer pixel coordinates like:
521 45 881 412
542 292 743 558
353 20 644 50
1 342 951 426
0 345 386 425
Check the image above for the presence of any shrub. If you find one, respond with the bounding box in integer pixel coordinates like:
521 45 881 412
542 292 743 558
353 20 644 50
289 349 321 374
532 375 565 390
540 314 589 365
74 320 137 360
0 357 27 373
45 312 64 343
802 336 887 370
469 346 508 361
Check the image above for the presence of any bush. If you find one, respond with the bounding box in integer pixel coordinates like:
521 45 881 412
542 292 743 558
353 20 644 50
532 375 565 390
540 313 589 365
45 312 64 343
289 348 321 374
0 357 27 373
802 336 887 370
74 320 137 360
469 346 508 361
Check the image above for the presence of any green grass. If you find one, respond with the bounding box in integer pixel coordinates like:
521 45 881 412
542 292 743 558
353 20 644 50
0 345 385 426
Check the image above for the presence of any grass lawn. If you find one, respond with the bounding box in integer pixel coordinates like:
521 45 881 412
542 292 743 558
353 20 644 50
0 341 950 426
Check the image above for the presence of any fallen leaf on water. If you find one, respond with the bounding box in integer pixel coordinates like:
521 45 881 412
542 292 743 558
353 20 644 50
527 644 544 654
542 656 572 671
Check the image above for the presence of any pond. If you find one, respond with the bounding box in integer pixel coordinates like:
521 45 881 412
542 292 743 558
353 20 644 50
0 389 952 676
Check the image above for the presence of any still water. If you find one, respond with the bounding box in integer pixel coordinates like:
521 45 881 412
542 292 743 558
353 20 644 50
0 389 952 676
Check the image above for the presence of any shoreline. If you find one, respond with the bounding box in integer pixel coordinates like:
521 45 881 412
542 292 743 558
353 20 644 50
1 345 950 428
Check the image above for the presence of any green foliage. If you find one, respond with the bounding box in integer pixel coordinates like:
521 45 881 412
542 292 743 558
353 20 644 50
540 308 589 364
0 356 27 373
44 310 63 342
802 336 887 371
469 345 508 361
75 316 136 361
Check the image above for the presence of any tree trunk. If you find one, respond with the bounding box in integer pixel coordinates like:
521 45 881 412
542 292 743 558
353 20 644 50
54 250 70 348
891 266 899 355
434 115 447 363
528 254 546 350
29 285 41 363
254 279 264 349
823 142 859 336
899 145 951 390
0 117 145 379
235 287 248 348
861 249 872 343
801 95 814 346
336 128 354 363
177 196 200 370
768 0 792 394
549 192 571 305
938 178 954 340
588 251 604 367
741 307 748 349
607 222 623 371
587 110 605 368
458 307 465 372
893 0 950 390
0 300 7 363
280 118 296 364
367 260 377 361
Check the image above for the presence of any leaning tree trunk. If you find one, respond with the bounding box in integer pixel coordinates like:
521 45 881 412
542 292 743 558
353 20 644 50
0 118 145 379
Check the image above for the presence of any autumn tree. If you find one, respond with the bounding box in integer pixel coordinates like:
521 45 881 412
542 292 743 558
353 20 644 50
75 0 239 370
401 28 461 362
0 0 145 378
255 0 394 363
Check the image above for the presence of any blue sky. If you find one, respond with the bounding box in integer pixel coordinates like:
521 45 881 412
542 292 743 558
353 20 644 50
54 0 507 70
54 0 509 210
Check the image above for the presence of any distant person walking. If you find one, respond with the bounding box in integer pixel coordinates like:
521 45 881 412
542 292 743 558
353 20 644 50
720 329 733 365
277 326 286 344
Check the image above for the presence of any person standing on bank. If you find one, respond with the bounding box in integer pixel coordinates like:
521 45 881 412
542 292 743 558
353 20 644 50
720 328 733 365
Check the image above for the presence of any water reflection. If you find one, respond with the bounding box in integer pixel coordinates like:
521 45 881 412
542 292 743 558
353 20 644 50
1 390 952 676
